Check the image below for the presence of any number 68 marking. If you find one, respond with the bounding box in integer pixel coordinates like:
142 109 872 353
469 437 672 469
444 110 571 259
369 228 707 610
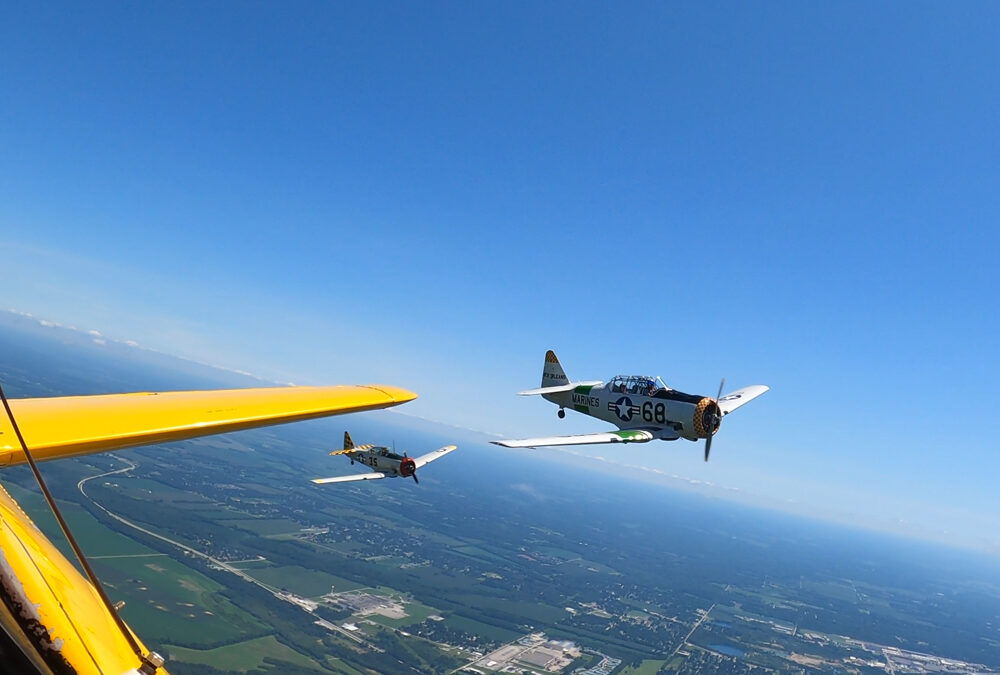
642 402 666 423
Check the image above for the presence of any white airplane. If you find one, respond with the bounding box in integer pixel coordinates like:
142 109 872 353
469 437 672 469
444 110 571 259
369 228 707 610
492 350 768 461
312 431 457 484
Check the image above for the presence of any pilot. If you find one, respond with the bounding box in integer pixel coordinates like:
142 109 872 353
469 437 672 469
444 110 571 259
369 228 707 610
646 379 656 395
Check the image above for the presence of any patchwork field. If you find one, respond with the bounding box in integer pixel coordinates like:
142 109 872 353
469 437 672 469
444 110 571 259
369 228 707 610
165 634 322 671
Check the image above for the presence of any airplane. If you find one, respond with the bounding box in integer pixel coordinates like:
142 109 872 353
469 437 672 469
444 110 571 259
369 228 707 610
491 350 768 461
0 382 416 675
311 431 457 485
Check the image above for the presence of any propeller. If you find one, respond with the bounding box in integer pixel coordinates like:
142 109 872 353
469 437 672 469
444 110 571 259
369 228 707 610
704 377 725 462
399 455 418 484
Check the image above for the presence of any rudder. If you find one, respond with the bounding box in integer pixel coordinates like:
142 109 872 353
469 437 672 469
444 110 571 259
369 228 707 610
541 350 569 387
344 431 354 450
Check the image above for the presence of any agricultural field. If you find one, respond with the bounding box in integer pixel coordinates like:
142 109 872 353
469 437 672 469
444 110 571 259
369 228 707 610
165 635 322 672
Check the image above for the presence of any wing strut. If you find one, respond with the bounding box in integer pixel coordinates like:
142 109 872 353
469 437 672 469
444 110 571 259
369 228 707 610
0 379 165 674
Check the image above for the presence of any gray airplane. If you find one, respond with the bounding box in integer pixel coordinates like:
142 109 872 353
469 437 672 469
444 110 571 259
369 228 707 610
312 432 457 484
492 350 768 461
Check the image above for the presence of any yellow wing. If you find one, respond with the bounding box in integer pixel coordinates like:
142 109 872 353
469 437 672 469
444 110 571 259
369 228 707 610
0 383 415 674
0 384 415 466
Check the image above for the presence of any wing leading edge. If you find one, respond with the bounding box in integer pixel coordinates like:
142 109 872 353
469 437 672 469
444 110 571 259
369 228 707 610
491 430 654 448
0 384 416 466
312 472 386 484
718 385 770 415
413 444 458 469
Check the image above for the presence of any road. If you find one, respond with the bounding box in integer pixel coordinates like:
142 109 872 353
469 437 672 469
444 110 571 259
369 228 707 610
78 457 284 596
668 603 716 659
77 457 378 648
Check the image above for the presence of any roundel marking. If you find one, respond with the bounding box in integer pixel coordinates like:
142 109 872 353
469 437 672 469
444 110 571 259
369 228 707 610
614 396 634 422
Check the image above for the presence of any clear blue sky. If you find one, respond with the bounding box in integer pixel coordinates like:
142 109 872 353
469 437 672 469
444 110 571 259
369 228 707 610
2 2 999 553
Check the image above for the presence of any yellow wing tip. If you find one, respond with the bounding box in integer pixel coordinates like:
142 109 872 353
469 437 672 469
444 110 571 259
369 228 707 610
368 385 418 404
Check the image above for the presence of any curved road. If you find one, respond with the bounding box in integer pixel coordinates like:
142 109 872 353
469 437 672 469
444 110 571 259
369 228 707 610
77 457 280 595
77 457 370 647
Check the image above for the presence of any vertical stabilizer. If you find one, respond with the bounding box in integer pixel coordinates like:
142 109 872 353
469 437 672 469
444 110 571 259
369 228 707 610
541 350 569 387
343 431 354 451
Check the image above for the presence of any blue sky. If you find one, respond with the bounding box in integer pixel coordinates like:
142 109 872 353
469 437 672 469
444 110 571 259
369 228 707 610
2 2 999 553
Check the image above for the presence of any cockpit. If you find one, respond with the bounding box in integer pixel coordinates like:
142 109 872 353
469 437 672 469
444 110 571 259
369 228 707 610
607 375 669 396
376 446 405 460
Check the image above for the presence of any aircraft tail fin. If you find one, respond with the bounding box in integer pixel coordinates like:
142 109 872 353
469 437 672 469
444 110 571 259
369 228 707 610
541 350 569 387
330 430 359 456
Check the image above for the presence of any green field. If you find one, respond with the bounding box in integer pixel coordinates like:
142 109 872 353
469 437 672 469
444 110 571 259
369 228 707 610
365 598 438 629
2 482 155 558
96 554 269 646
104 476 212 504
165 634 322 671
246 564 365 596
229 517 306 535
619 659 668 675
229 558 273 569
323 657 370 675
444 613 522 644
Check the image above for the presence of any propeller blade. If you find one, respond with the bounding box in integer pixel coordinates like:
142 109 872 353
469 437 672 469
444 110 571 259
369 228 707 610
412 473 419 484
705 377 725 462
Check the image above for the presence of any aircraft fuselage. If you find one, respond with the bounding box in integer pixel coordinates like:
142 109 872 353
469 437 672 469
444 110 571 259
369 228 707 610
543 381 719 441
351 447 410 477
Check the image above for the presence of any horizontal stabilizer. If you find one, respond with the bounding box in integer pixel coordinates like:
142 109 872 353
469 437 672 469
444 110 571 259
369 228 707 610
312 473 386 484
330 444 375 456
413 444 458 469
491 429 654 448
718 385 769 415
518 381 602 396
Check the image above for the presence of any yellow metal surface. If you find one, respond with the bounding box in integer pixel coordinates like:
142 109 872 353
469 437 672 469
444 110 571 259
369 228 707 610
0 384 416 466
0 480 156 674
0 383 416 672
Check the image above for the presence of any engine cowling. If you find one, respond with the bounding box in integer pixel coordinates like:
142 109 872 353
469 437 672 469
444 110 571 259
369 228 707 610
692 397 722 438
399 457 416 478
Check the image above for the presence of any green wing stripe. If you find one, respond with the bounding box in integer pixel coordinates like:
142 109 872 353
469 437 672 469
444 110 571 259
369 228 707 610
611 430 652 442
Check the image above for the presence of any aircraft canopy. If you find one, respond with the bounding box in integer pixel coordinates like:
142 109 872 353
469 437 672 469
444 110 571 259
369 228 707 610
608 375 668 395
